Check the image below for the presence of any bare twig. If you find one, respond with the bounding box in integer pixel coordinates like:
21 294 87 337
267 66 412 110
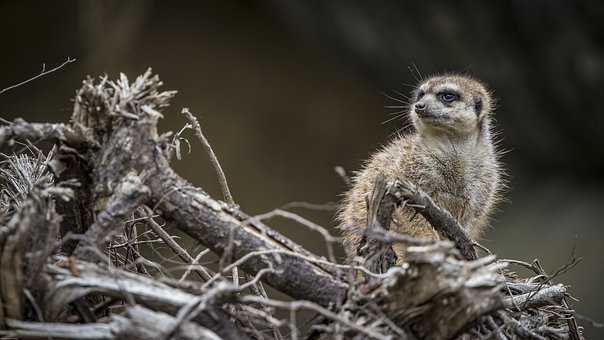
179 249 212 282
181 107 238 287
333 166 351 187
245 208 340 263
142 206 213 281
280 201 338 211
0 57 76 95
181 107 234 205
240 295 389 340
202 248 381 291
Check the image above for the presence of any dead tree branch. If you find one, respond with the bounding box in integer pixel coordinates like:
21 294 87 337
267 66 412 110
74 173 149 261
146 155 348 306
0 69 582 340
0 119 88 151
392 179 478 260
3 305 222 340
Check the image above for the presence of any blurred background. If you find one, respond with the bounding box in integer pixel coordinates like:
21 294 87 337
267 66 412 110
1 0 603 337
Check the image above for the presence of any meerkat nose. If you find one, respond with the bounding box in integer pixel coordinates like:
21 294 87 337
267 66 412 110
415 102 426 112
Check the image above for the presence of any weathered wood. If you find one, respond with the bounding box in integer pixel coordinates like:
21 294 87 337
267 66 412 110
147 155 348 307
0 70 582 340
65 70 348 307
44 258 250 339
3 306 222 340
73 173 149 262
357 175 399 273
0 119 89 151
503 284 566 309
365 245 504 340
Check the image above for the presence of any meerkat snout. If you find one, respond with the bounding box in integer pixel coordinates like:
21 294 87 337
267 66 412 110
414 102 426 112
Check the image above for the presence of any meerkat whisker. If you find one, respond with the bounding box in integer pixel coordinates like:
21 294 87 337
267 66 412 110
393 90 411 100
381 114 406 125
381 92 408 104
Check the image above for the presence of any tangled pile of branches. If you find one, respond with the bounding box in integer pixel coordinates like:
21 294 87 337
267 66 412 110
0 70 582 339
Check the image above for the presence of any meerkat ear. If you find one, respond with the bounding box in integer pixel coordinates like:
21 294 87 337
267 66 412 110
474 97 483 117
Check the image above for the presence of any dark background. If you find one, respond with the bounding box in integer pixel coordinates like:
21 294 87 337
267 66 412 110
1 1 603 337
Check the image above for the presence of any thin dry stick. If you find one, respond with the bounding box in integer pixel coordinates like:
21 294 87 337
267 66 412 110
181 107 239 287
245 208 339 263
333 166 351 187
181 107 234 205
0 57 76 95
202 248 377 291
240 295 389 340
142 206 213 281
179 249 211 282
129 218 150 276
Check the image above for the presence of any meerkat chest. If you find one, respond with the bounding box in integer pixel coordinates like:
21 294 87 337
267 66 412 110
418 154 482 223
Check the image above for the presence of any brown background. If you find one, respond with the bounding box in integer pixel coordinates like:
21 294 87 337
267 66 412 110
1 1 603 337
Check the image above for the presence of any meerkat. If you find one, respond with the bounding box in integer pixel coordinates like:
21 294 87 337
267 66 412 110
337 74 503 262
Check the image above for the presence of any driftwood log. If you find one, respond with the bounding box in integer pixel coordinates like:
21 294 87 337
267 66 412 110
0 70 581 339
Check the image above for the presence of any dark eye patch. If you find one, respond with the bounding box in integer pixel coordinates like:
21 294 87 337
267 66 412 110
416 90 425 100
474 98 483 116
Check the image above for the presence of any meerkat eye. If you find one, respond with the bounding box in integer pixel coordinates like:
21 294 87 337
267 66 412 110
416 90 425 100
439 92 459 103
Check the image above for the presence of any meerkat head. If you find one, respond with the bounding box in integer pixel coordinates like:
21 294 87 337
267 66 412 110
410 74 493 138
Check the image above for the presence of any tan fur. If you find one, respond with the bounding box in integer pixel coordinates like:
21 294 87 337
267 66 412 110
337 74 503 262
